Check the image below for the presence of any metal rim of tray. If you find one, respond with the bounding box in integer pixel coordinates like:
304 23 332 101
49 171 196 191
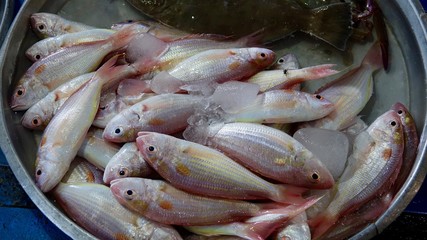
0 1 426 239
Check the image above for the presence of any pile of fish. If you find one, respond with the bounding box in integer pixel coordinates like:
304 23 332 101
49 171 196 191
9 7 419 240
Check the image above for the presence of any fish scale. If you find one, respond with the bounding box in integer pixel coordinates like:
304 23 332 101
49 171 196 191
310 110 404 239
185 122 334 189
137 132 305 203
54 183 182 240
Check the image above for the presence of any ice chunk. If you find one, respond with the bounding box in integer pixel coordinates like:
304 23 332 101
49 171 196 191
210 81 259 113
294 128 349 180
126 33 168 63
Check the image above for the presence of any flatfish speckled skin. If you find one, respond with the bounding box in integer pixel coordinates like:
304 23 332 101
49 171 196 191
126 0 353 50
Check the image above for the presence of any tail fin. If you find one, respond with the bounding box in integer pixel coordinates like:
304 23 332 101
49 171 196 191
304 3 353 50
237 29 265 47
361 42 383 71
93 55 134 88
308 211 338 240
185 197 320 240
109 23 146 50
271 184 308 204
281 64 339 89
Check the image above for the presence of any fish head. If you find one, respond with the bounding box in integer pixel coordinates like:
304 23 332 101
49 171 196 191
25 42 50 62
368 110 404 145
21 107 48 130
136 132 173 167
110 178 157 213
10 77 46 111
296 150 335 189
35 154 65 192
391 102 416 129
306 93 335 114
273 53 300 70
247 47 276 69
103 144 141 184
30 13 58 38
103 113 137 142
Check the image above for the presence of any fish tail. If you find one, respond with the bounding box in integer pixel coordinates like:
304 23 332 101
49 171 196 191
271 184 308 204
308 211 338 240
303 3 353 50
252 197 321 239
93 54 130 87
237 29 265 47
282 64 339 89
361 42 383 71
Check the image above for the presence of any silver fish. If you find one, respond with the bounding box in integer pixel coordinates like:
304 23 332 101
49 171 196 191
103 142 155 184
309 110 404 239
53 183 182 240
35 56 122 192
30 13 95 38
26 29 114 61
11 24 143 111
184 122 334 189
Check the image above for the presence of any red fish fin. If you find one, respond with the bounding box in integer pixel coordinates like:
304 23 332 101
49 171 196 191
308 211 338 240
150 71 183 94
272 184 308 204
361 42 383 71
117 79 153 96
304 3 352 50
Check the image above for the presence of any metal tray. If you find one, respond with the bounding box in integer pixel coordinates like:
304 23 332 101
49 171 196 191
0 0 426 239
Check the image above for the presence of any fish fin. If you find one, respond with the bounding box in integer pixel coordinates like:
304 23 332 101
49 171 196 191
117 79 153 96
150 71 184 94
303 3 353 51
252 197 321 239
281 64 339 89
110 24 146 50
126 33 169 65
272 184 308 204
361 42 383 71
237 29 265 47
209 81 259 113
308 211 338 240
92 54 128 87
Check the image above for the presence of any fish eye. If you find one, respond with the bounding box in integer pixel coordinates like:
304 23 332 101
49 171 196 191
310 172 320 182
15 87 25 97
147 146 156 152
260 52 266 58
390 121 397 126
114 127 123 135
35 54 41 60
37 24 46 31
278 58 284 63
397 110 403 115
124 189 136 200
100 105 108 110
32 116 41 127
36 169 42 176
315 94 323 100
118 168 129 177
